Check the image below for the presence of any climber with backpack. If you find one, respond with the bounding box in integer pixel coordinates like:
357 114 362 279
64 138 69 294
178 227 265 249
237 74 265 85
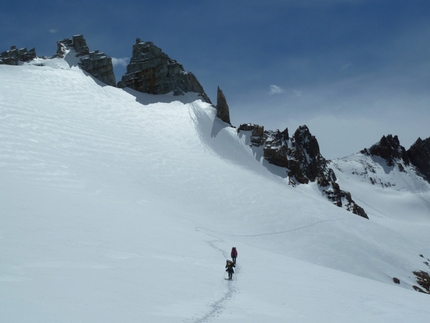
225 259 235 280
231 247 238 264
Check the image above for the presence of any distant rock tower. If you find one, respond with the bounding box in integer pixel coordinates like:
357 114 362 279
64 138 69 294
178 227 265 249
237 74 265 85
118 38 211 103
56 35 116 87
216 86 231 125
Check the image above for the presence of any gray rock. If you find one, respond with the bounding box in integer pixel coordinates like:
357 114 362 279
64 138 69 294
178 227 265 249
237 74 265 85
0 46 36 65
118 39 211 103
216 86 231 124
57 35 116 87
238 123 266 146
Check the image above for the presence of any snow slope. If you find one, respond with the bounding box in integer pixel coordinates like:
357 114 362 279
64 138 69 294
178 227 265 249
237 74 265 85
1 57 430 322
332 153 430 254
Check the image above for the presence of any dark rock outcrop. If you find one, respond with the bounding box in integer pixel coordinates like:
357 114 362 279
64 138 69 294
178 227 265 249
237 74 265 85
118 39 211 103
262 129 289 168
56 35 116 87
238 124 368 218
413 270 430 294
289 126 328 183
216 86 231 124
361 135 409 167
289 126 366 218
322 181 368 218
238 123 265 146
407 137 430 183
255 125 330 184
360 135 430 184
0 46 36 65
57 35 89 56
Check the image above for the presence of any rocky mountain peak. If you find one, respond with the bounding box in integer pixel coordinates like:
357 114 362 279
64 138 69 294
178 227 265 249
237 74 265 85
238 123 368 218
290 125 326 182
118 38 211 103
338 134 430 190
362 134 409 166
1 36 212 103
56 35 116 87
0 35 116 87
359 133 430 183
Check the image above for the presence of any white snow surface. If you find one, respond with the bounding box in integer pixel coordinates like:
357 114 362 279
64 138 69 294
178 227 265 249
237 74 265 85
1 58 430 322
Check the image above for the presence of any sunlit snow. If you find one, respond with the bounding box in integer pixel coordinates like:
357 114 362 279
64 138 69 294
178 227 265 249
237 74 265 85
1 56 430 322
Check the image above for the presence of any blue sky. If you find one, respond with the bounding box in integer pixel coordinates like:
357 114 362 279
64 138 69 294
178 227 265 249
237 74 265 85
2 0 430 158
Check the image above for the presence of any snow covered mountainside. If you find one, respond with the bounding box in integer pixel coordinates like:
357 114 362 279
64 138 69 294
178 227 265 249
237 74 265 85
1 54 430 322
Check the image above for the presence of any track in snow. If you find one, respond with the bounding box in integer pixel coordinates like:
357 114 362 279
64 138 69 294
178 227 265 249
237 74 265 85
187 229 239 323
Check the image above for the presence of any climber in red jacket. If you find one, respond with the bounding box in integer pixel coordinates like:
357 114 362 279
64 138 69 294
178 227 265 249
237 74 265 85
231 247 238 264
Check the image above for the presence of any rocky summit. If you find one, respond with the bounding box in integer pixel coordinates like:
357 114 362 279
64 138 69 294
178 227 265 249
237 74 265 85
361 134 430 183
361 135 409 167
0 46 36 65
56 35 117 87
0 35 212 104
118 38 211 103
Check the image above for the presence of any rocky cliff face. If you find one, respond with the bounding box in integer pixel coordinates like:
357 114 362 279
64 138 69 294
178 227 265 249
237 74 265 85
0 46 36 65
238 123 368 218
118 39 211 103
408 137 430 183
56 35 117 87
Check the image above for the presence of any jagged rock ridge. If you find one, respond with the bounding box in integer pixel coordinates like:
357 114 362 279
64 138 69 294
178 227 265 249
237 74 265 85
0 35 116 87
238 123 368 218
56 35 116 87
1 35 214 105
361 134 430 184
0 46 36 65
361 135 409 167
118 38 211 103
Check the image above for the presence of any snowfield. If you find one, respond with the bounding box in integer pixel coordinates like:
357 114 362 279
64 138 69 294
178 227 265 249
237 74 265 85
1 57 430 322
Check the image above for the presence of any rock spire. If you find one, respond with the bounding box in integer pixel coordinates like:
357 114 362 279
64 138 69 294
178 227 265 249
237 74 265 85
216 86 231 124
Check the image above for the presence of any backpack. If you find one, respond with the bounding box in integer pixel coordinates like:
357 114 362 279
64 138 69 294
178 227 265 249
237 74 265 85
231 248 237 257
